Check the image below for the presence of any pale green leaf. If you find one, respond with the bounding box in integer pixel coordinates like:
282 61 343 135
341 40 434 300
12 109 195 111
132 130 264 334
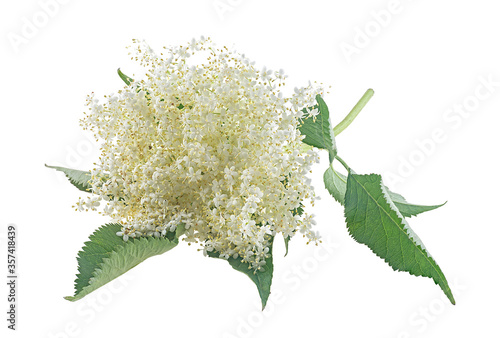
117 68 134 86
323 165 347 204
387 190 446 218
46 164 92 193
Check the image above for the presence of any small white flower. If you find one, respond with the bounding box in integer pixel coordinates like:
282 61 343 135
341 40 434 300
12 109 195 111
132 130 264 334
187 167 203 182
307 107 319 117
79 37 321 270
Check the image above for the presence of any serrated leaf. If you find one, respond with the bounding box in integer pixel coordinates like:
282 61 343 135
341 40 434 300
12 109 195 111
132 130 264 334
46 164 92 193
208 238 274 310
65 224 178 301
324 165 443 218
344 173 455 304
299 95 337 163
71 223 124 294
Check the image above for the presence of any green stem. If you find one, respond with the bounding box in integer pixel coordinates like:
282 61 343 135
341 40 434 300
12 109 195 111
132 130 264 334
335 155 351 172
333 88 374 136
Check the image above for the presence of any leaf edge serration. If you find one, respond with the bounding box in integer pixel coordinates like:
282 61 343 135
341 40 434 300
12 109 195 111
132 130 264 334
65 224 178 302
344 173 455 305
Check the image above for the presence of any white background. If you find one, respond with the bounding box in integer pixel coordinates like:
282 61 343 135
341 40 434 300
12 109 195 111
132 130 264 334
1 0 499 337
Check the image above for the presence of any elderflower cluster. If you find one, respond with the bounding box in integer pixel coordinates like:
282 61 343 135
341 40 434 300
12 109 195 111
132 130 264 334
76 37 322 270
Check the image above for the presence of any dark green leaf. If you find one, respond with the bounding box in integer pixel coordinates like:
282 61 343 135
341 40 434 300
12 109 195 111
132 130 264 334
299 95 336 163
344 173 455 304
65 224 178 301
46 164 92 193
208 238 274 310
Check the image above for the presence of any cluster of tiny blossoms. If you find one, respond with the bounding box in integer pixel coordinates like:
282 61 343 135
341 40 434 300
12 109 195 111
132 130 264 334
76 37 322 270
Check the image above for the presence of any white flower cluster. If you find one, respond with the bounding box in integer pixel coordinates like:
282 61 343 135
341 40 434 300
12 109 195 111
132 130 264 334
76 37 322 270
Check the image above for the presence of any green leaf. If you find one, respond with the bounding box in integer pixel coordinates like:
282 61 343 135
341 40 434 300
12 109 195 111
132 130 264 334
208 238 274 310
299 95 337 163
284 235 291 256
344 173 455 304
46 164 92 193
117 68 134 86
387 190 446 218
323 165 347 204
65 224 178 301
324 164 444 218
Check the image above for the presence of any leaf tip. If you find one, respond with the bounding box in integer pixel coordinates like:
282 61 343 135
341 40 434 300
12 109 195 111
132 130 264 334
260 294 270 310
64 296 76 302
443 284 455 305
